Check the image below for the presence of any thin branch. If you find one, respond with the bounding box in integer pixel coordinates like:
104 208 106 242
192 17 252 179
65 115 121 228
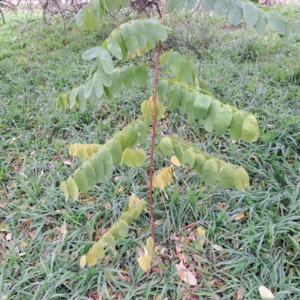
148 0 167 265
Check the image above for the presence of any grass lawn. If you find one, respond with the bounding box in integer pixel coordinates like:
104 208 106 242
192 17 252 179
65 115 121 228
0 4 300 300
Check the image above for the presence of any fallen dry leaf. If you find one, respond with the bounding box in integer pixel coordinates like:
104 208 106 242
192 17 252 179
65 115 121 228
105 202 111 210
209 279 216 285
56 220 68 235
235 212 248 221
212 244 223 251
217 202 226 209
237 287 246 300
6 233 12 242
176 260 197 286
259 286 274 299
63 159 72 166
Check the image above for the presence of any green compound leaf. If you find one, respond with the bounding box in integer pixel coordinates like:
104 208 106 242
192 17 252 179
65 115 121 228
109 69 122 94
178 61 193 85
201 0 215 13
103 232 116 247
117 220 129 237
66 176 79 200
107 139 123 166
126 126 139 148
92 71 104 98
134 21 148 48
77 85 87 112
82 46 102 60
205 100 221 132
121 23 138 54
179 87 189 115
135 121 148 144
182 148 196 168
234 167 250 190
134 149 146 167
228 0 243 26
89 154 105 181
60 181 69 201
194 153 206 175
157 80 169 102
135 66 148 87
194 94 212 120
98 147 114 176
99 49 114 75
156 99 166 120
168 83 182 109
122 148 134 167
106 0 118 13
214 0 228 17
254 8 267 34
166 0 177 13
159 137 173 157
266 10 285 35
69 87 78 109
90 242 105 259
203 158 218 186
73 168 89 193
97 65 112 87
107 38 123 60
218 163 236 188
241 115 259 142
187 92 197 122
121 65 135 89
243 2 258 27
214 104 233 135
230 111 246 141
82 161 97 187
152 21 168 41
116 132 128 151
84 78 93 99
111 29 128 61
186 0 198 11
167 51 182 73
173 144 184 164
119 0 130 6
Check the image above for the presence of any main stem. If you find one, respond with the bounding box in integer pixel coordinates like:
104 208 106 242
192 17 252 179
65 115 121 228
148 0 168 247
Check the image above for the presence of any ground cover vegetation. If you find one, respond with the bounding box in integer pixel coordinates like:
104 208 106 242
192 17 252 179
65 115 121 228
0 1 300 299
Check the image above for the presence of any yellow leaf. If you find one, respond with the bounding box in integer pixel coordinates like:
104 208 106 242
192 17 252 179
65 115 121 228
259 286 274 299
235 212 247 221
129 193 140 208
176 261 197 286
145 237 154 257
86 250 98 266
197 226 206 246
171 156 181 166
152 165 174 192
79 255 87 269
138 255 151 272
